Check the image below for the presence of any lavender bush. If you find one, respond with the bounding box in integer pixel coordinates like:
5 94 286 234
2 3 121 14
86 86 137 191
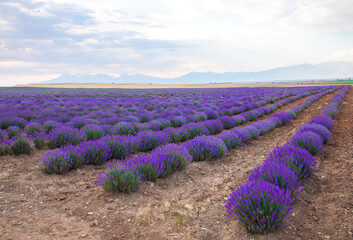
11 138 31 155
183 135 227 161
298 123 332 144
290 131 323 156
102 135 135 160
248 161 302 197
95 163 140 192
81 124 104 140
7 126 22 139
80 140 112 165
217 130 242 150
47 126 85 149
266 145 318 180
308 115 334 131
152 144 193 175
225 180 293 234
40 148 74 174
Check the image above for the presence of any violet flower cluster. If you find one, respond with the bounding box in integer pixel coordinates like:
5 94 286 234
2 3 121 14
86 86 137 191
225 85 350 234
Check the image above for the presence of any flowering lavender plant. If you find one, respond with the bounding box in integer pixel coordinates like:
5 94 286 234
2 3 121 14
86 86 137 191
225 180 293 234
80 140 112 165
43 120 60 134
240 126 261 140
152 144 193 175
290 131 323 156
101 135 135 160
219 116 237 129
203 120 224 134
11 138 31 155
136 130 171 152
270 112 293 125
81 124 104 140
7 126 22 139
25 122 43 136
94 163 140 192
266 145 318 180
62 144 86 168
0 139 11 156
40 148 74 174
183 135 227 161
47 126 86 149
298 123 332 144
33 132 47 149
0 129 8 140
217 130 242 150
308 115 334 131
170 116 188 127
248 161 302 197
0 116 27 130
114 122 136 135
124 154 165 181
184 123 210 139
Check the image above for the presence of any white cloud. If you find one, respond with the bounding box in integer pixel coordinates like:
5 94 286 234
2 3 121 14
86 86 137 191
0 0 352 85
323 48 353 62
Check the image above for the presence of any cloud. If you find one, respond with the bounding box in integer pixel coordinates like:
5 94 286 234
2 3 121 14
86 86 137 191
0 0 352 86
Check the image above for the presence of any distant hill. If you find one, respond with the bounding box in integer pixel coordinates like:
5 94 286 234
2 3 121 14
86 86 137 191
39 62 353 84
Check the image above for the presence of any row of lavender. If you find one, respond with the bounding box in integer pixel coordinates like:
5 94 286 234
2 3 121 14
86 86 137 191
37 87 338 174
0 89 320 155
0 87 313 131
91 86 341 192
0 87 333 156
224 85 350 234
0 87 328 156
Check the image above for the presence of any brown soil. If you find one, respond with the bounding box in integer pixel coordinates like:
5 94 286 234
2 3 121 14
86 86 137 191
1 88 352 240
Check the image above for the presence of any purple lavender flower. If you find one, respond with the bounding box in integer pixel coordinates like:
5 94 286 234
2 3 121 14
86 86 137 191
6 126 22 139
298 123 332 144
308 115 334 131
101 135 136 160
218 116 237 129
183 135 227 161
265 145 318 180
225 180 293 234
205 110 219 120
248 161 302 197
136 130 171 152
61 144 86 168
80 140 112 165
289 131 323 156
24 122 43 136
203 120 224 134
239 126 261 140
47 126 86 149
0 116 28 130
124 154 165 181
94 163 140 193
40 148 74 174
152 143 193 174
217 130 242 150
43 120 61 134
170 116 188 127
184 123 210 138
270 112 293 125
81 124 105 140
0 129 8 140
233 115 247 125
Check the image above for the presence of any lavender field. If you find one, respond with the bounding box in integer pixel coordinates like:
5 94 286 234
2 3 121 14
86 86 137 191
1 85 352 240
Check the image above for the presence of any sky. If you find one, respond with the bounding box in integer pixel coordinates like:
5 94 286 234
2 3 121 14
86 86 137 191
0 0 353 86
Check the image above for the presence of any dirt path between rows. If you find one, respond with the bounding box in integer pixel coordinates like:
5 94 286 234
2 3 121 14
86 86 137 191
0 88 349 240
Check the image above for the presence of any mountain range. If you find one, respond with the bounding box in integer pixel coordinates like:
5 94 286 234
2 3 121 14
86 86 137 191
39 62 353 84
